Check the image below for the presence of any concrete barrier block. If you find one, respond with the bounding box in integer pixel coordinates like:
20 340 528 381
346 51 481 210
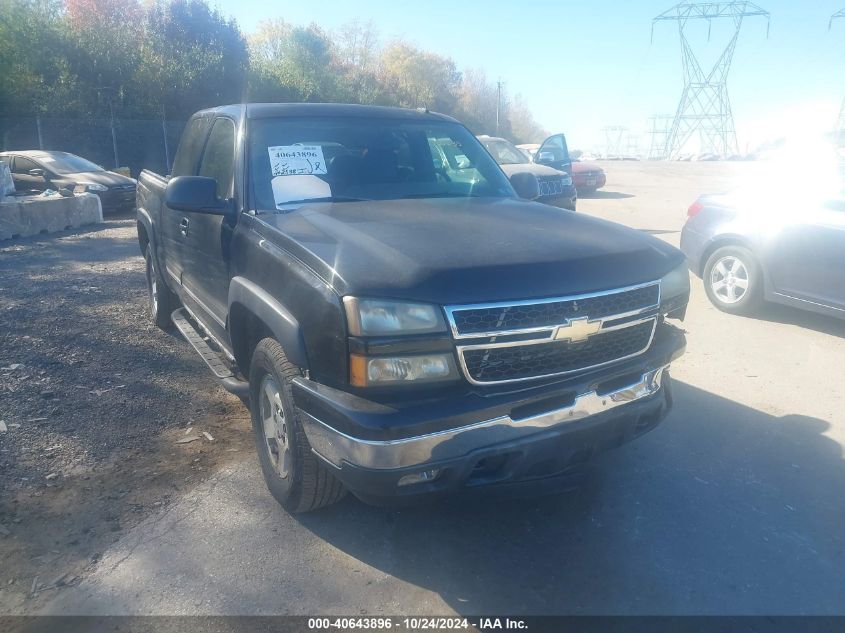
0 193 103 241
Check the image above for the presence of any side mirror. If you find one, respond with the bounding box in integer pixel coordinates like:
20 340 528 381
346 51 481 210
165 176 231 215
510 172 540 200
28 168 45 178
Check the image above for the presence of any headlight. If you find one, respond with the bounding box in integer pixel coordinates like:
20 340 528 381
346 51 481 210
561 174 573 186
350 353 458 386
344 297 446 336
81 183 107 192
660 262 690 319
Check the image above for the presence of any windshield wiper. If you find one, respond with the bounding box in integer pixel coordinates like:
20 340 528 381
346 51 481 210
276 196 369 206
399 192 483 199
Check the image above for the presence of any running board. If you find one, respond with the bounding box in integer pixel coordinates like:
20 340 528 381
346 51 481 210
171 308 250 397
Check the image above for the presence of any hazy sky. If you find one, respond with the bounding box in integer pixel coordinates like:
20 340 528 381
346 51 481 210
212 0 845 152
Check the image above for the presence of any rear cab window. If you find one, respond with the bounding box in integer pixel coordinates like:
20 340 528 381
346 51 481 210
171 116 213 177
198 118 236 198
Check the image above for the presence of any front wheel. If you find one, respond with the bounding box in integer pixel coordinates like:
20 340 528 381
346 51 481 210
702 245 763 315
249 338 346 513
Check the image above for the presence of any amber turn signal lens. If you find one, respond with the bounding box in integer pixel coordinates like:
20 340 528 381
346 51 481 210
349 354 369 387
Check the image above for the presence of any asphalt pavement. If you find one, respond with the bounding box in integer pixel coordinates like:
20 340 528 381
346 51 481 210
37 162 845 615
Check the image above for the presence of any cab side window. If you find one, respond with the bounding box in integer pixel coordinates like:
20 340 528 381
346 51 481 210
171 117 212 177
198 118 236 198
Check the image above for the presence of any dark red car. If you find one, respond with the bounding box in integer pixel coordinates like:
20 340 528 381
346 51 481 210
518 144 607 195
571 160 606 194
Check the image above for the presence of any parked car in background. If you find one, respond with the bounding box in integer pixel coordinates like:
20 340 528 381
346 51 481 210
681 184 845 319
516 143 539 161
0 150 136 213
478 135 577 210
571 160 607 195
520 144 607 195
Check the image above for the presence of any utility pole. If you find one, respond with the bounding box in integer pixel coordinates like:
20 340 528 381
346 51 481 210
35 115 44 150
108 96 119 169
495 80 503 136
162 106 171 173
653 2 770 158
97 86 120 169
832 9 845 146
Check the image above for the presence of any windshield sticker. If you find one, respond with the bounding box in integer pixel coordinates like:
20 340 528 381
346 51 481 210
268 145 327 176
40 157 55 163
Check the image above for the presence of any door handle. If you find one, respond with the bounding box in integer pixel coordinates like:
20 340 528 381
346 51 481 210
179 217 189 237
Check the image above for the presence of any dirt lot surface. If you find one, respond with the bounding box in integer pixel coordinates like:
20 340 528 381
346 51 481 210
0 217 251 613
2 162 844 616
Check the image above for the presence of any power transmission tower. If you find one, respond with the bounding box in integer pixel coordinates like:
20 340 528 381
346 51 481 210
625 134 642 158
647 115 674 159
603 126 628 157
832 9 845 145
653 2 770 158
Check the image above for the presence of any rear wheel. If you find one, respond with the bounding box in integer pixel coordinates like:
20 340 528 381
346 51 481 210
249 338 346 513
145 245 176 329
703 245 763 315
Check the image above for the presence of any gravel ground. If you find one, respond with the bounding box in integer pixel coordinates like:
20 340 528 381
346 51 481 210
2 163 845 617
0 216 251 613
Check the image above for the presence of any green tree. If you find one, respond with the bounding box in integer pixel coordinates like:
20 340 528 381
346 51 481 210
378 41 460 113
0 0 68 117
332 20 385 105
137 0 248 119
247 19 344 102
61 0 144 117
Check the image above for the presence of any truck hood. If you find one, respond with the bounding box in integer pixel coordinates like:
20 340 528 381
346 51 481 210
259 197 684 305
498 163 563 178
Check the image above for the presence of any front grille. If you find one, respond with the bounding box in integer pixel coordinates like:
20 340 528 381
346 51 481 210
462 321 655 383
537 177 565 197
451 284 659 335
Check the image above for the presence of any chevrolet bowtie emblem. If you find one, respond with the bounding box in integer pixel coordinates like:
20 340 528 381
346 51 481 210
553 316 602 343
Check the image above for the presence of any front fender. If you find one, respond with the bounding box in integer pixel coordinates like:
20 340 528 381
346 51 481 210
228 276 309 369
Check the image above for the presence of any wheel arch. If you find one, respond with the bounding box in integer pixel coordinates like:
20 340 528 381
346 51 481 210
228 277 309 377
698 234 755 277
136 207 155 258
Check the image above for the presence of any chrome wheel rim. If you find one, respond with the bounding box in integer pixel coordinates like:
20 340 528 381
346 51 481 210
259 374 289 478
147 256 158 316
710 255 749 304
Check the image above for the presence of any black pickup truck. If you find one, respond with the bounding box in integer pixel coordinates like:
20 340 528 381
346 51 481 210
136 103 688 512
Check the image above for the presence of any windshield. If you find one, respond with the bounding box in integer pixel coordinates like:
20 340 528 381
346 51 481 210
248 117 514 209
42 153 104 175
481 139 530 165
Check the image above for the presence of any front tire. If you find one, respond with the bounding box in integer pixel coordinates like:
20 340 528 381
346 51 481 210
702 245 763 315
249 338 346 513
145 245 176 329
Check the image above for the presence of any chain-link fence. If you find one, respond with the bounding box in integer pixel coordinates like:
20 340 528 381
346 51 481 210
0 116 187 177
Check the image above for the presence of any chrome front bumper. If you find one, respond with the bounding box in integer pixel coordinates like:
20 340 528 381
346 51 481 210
299 364 669 471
